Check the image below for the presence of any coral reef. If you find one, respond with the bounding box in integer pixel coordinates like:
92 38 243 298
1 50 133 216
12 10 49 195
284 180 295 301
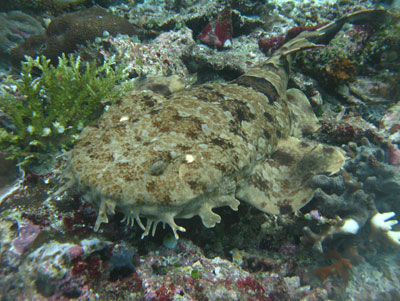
345 252 400 300
95 27 195 82
301 137 400 252
258 22 329 55
0 0 399 300
360 17 400 72
318 115 382 146
10 6 152 67
324 58 357 87
0 11 44 57
132 240 328 300
0 0 93 15
0 152 21 203
302 216 362 253
114 0 264 37
380 103 400 144
314 251 352 281
293 15 392 92
108 1 266 82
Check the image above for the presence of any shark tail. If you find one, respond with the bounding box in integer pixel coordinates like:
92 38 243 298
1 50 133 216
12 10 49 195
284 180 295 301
273 8 390 57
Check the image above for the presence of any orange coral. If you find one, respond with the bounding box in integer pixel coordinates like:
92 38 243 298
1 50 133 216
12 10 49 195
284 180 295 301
325 58 357 87
341 244 366 265
314 251 352 281
325 250 341 260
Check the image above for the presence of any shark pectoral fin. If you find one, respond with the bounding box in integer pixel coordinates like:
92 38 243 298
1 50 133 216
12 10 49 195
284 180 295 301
236 137 345 215
286 88 320 137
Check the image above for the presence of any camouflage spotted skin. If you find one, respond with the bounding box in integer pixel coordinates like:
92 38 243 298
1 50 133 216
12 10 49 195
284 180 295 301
68 9 388 238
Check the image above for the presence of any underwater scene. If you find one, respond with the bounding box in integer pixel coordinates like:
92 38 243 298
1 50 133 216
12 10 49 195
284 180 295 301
0 0 399 299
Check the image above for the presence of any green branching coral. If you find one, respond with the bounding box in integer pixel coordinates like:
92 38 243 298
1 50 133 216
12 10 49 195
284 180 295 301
0 54 126 168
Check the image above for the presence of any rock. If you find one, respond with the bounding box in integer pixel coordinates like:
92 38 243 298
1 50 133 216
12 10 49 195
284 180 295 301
0 10 44 67
10 6 151 67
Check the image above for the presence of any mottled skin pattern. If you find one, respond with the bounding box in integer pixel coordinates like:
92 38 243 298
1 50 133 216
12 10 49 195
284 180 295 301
69 9 388 238
71 78 291 237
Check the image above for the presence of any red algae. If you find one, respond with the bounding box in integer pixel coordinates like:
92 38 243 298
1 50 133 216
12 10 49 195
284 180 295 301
198 6 233 49
237 276 266 299
259 22 329 55
315 251 352 281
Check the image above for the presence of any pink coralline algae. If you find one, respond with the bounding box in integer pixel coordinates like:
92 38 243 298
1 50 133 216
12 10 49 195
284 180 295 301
198 6 233 49
319 118 381 146
67 246 85 261
380 104 400 144
387 144 400 166
11 221 40 256
259 22 329 55
258 36 285 55
236 276 266 299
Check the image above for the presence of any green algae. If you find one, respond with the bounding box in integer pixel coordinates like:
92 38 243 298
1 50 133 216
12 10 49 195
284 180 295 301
0 54 126 168
190 269 200 279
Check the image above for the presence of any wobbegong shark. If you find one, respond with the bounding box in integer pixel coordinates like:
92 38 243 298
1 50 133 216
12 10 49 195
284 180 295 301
65 9 389 238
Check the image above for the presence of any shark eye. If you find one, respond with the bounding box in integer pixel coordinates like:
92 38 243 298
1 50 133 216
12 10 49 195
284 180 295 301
149 159 168 176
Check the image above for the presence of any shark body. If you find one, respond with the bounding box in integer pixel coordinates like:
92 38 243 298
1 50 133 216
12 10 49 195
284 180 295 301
68 9 388 238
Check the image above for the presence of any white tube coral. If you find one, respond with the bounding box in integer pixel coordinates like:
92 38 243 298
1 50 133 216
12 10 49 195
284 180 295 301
337 218 360 235
370 212 400 246
302 217 360 253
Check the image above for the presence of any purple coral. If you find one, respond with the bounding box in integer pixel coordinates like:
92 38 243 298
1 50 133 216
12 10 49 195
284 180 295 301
11 221 40 256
